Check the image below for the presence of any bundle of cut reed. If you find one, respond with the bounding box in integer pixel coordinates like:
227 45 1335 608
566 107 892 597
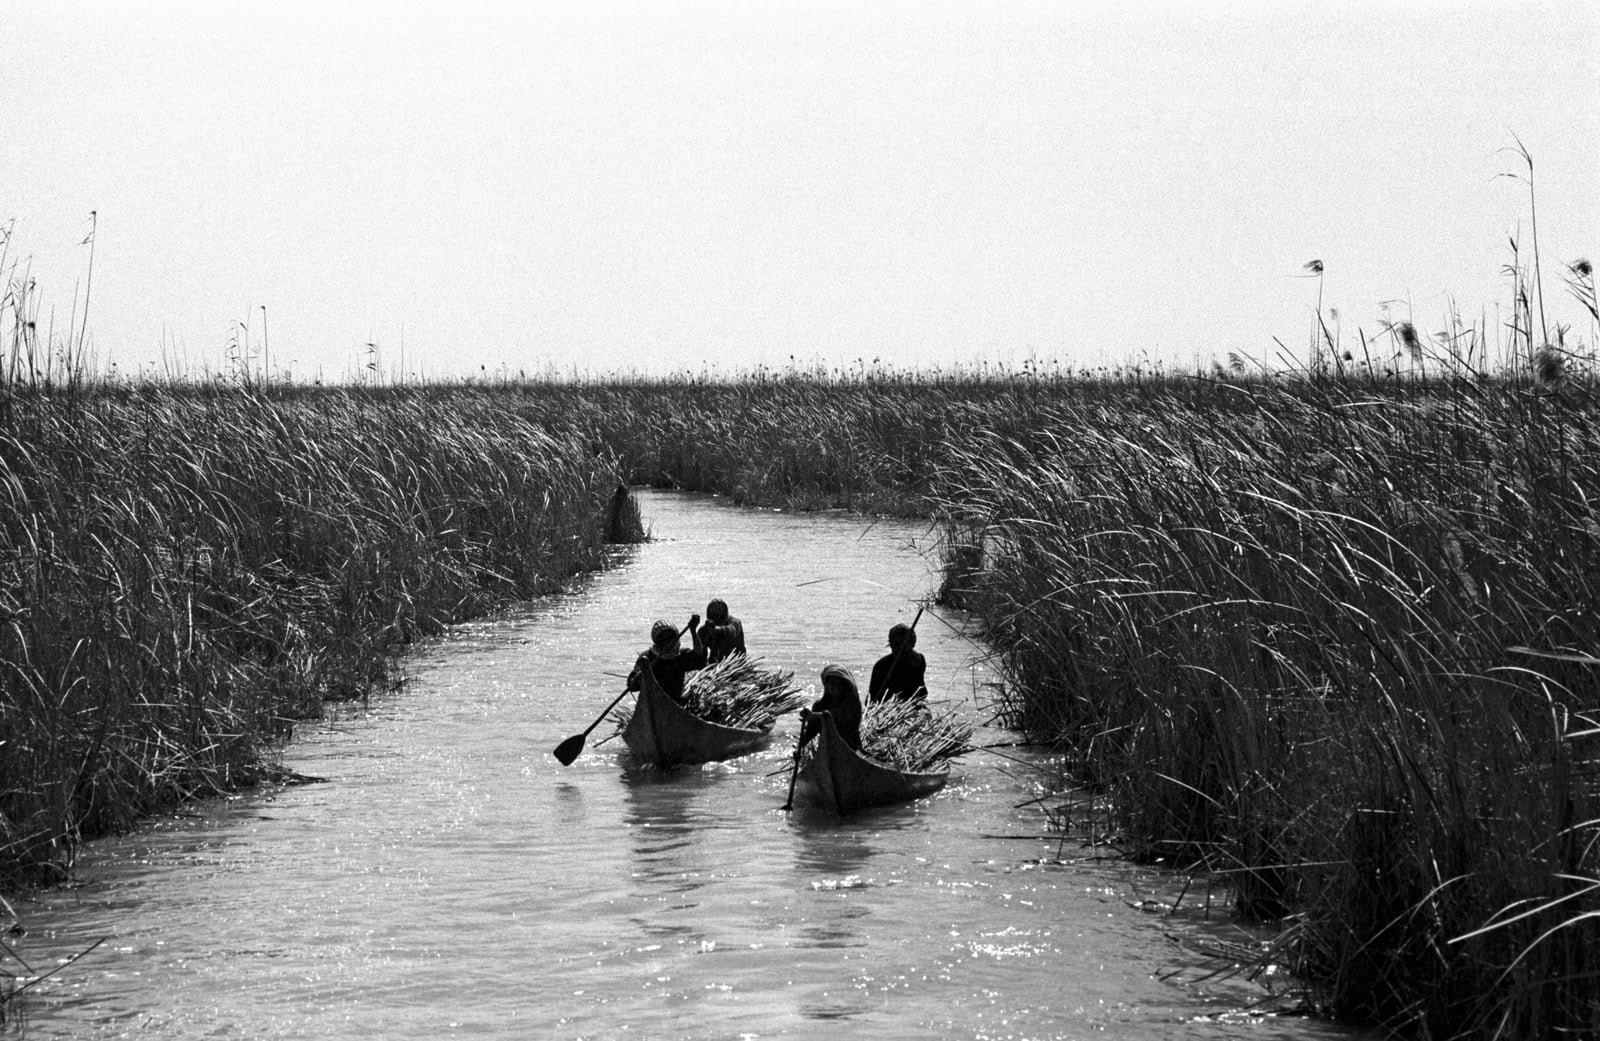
860 698 974 773
611 654 806 732
682 654 806 729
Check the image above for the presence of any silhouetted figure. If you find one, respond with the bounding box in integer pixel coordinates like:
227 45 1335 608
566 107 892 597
869 622 927 704
626 616 707 704
700 598 746 663
799 664 863 751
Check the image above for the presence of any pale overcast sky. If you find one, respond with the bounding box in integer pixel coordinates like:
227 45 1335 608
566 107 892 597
3 1 1596 380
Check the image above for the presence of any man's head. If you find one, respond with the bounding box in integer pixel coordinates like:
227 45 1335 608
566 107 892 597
888 623 916 651
651 620 680 656
706 599 730 624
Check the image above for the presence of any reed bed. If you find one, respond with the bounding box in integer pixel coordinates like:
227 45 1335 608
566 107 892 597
6 272 1595 1040
489 367 1597 1038
859 698 975 774
0 383 639 889
929 375 1600 1038
7 371 1589 1036
488 374 1025 514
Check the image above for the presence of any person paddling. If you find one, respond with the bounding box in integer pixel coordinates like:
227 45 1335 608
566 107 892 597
798 664 863 752
699 598 746 663
868 622 928 704
626 616 707 704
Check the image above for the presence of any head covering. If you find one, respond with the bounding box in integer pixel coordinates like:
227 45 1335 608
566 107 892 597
820 664 858 696
706 599 729 624
888 622 917 649
651 619 680 656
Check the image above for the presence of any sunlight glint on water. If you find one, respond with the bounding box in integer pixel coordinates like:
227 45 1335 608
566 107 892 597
17 491 1359 1040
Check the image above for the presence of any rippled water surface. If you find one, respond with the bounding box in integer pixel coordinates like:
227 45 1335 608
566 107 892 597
14 492 1360 1040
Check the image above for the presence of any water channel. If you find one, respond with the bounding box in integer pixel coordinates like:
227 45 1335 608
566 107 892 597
11 491 1360 1040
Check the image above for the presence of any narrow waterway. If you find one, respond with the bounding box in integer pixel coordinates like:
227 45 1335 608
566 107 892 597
13 491 1358 1040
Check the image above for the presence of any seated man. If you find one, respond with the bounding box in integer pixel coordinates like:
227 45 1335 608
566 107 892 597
626 616 707 704
868 623 928 704
700 598 747 664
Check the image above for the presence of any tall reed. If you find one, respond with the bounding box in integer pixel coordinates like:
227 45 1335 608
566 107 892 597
928 375 1600 1037
475 368 1599 1037
0 383 638 888
6 235 1596 1038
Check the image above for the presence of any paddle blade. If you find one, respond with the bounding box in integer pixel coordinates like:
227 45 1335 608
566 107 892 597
552 733 586 766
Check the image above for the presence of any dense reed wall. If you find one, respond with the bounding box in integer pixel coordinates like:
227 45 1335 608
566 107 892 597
3 371 1595 1037
502 375 1060 513
929 377 1600 1038
506 372 1598 1039
0 385 636 887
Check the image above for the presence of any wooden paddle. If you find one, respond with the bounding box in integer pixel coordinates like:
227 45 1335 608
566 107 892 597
782 605 924 810
779 719 807 811
552 616 693 766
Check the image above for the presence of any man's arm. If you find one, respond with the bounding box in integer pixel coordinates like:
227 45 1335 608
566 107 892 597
868 655 890 698
683 615 709 668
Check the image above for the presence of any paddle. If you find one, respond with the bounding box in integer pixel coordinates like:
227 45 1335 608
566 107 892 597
782 605 924 810
779 721 806 811
552 617 693 766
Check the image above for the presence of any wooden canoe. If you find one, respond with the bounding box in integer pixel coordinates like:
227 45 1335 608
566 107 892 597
621 671 773 769
795 711 949 816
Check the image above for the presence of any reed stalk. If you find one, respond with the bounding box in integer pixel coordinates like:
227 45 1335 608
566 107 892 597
609 655 807 737
0 383 640 890
859 698 975 774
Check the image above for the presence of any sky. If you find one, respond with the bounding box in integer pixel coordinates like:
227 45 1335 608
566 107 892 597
3 1 1597 381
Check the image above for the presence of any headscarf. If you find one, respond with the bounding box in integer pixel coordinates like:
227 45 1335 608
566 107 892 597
820 663 858 696
651 619 680 656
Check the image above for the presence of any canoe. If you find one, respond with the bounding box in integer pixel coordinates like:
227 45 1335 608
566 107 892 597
795 710 949 816
621 670 773 768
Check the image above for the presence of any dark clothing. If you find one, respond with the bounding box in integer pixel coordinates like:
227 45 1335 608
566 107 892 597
801 685 863 752
700 616 746 663
627 647 708 703
869 649 928 703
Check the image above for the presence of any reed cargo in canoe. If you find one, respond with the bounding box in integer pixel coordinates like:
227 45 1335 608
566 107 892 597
795 710 949 816
621 670 775 769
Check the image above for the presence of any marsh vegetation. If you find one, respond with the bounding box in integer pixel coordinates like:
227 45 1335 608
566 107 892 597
4 209 1596 1036
0 383 641 895
5 363 1598 1039
572 366 1600 1038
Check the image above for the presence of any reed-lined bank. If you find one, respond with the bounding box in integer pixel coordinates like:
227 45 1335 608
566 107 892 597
930 375 1600 1038
3 366 1596 1038
0 385 641 890
498 370 1597 1038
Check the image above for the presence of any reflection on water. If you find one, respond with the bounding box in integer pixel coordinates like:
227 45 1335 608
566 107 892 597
14 491 1363 1041
795 900 872 951
792 827 878 879
622 773 714 891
